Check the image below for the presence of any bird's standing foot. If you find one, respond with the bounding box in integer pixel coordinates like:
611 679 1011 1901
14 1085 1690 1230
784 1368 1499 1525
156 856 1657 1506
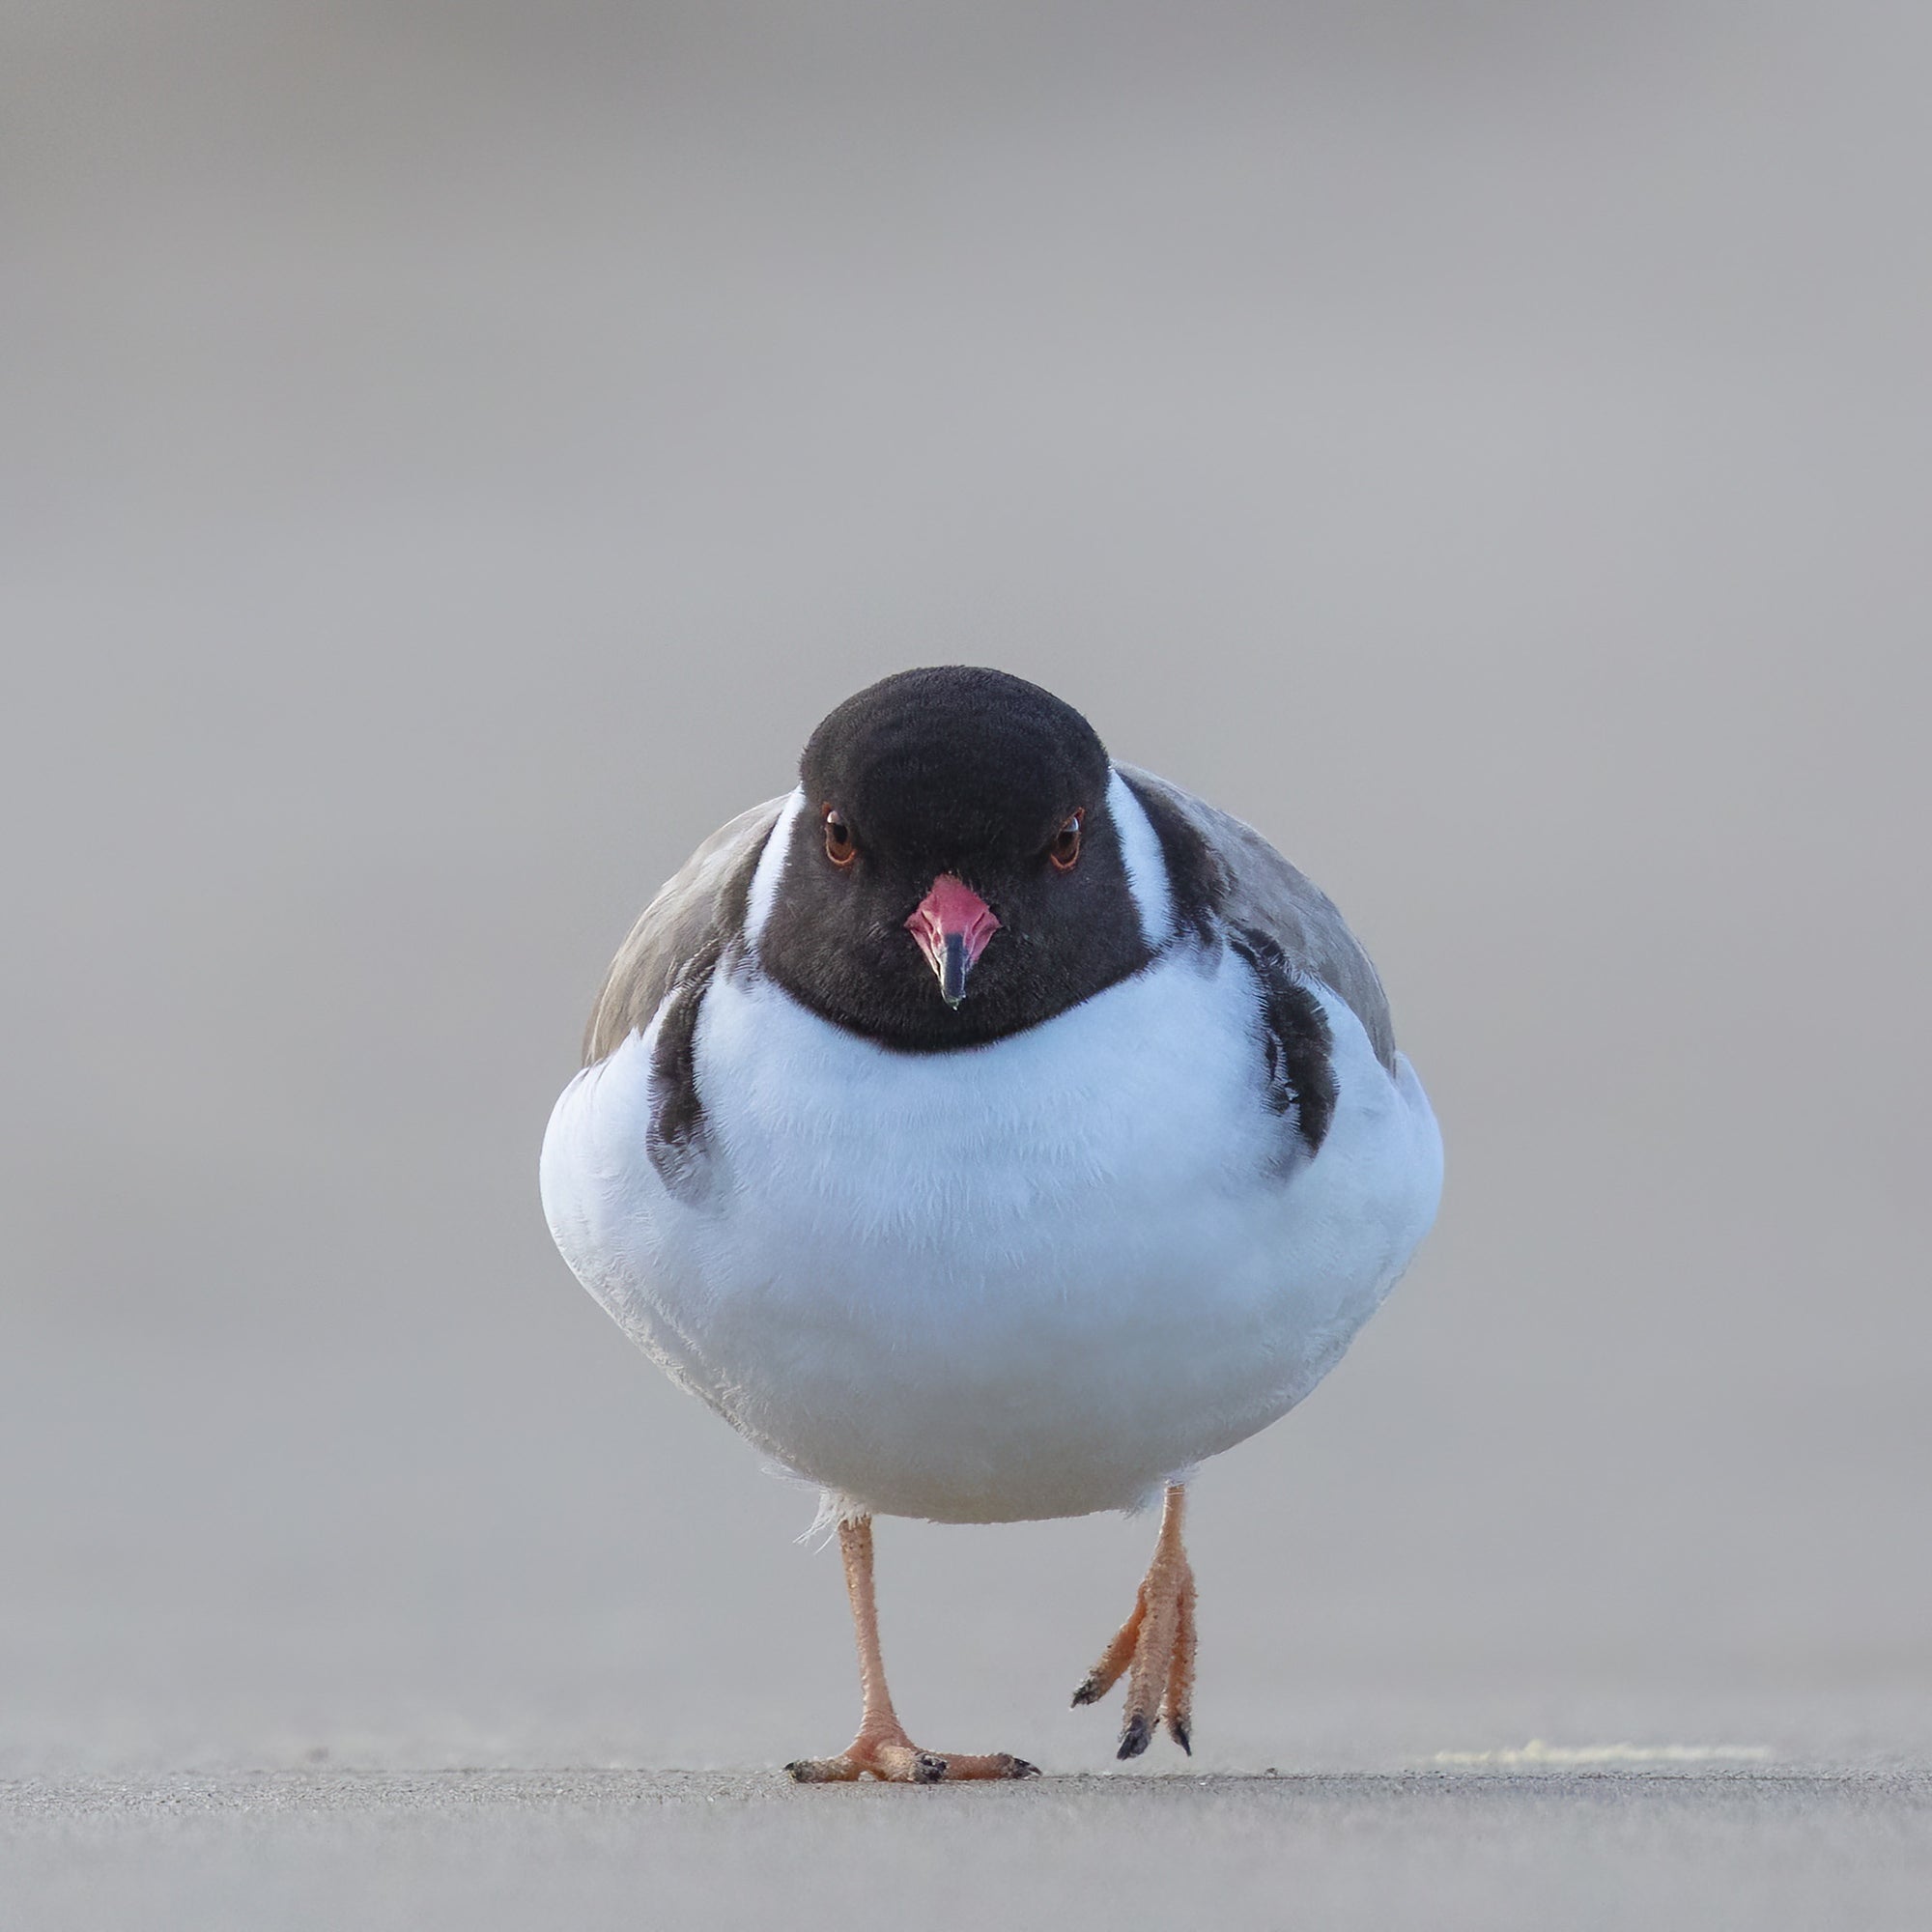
787 1721 1037 1784
787 1513 1039 1784
1071 1482 1196 1759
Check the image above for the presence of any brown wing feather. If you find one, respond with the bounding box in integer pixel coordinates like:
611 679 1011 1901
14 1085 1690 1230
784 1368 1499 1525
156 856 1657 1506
581 796 787 1066
1116 765 1398 1070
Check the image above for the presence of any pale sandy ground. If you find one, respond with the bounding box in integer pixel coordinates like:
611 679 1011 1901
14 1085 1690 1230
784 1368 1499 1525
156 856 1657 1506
6 6 1931 1927
9 1769 1932 1931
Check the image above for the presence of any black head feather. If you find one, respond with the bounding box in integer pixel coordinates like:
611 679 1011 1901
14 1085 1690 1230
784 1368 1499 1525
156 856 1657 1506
756 667 1155 1051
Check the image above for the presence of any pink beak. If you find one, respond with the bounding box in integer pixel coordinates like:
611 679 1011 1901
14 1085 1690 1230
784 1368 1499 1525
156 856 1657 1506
905 874 1002 1009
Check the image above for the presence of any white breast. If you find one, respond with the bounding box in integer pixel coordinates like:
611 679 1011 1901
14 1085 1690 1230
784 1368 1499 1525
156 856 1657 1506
540 944 1442 1523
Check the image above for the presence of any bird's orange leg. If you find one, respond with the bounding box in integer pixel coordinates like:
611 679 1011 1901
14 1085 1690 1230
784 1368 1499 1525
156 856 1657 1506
1071 1482 1197 1757
786 1515 1039 1784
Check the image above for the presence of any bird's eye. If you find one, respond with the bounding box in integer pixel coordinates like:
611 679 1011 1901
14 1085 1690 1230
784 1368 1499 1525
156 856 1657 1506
1049 810 1083 872
822 807 857 867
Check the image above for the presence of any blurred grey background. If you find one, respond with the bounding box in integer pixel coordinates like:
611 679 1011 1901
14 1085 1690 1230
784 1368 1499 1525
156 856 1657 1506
4 0 1929 1801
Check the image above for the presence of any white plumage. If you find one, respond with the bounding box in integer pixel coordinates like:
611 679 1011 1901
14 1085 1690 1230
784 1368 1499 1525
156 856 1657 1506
540 769 1441 1525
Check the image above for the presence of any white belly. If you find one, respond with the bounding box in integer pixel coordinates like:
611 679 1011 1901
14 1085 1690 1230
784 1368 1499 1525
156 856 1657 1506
540 945 1442 1523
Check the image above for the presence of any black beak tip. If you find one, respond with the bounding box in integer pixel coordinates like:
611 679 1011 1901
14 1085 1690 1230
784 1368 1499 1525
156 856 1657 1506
940 933 969 1008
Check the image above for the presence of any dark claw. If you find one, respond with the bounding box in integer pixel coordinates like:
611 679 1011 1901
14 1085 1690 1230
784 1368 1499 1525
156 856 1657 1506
1169 1719 1192 1755
913 1752 948 1783
1117 1713 1152 1760
1007 1757 1041 1779
1070 1676 1104 1707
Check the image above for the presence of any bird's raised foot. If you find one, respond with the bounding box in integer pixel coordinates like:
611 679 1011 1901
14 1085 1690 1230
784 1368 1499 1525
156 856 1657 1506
1071 1488 1197 1760
787 1729 1038 1784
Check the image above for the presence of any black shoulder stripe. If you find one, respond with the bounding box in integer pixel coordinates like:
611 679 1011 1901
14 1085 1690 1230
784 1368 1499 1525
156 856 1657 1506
1115 769 1222 944
645 937 729 1201
1228 925 1337 1158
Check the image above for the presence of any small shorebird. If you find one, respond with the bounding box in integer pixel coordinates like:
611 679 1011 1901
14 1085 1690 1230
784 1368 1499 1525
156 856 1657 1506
541 667 1441 1779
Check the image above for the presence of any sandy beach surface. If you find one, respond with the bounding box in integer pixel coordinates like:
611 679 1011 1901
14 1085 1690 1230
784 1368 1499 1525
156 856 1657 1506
10 1766 1932 1930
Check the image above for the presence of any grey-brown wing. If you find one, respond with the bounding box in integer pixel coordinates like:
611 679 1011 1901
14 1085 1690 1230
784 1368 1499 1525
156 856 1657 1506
1116 765 1397 1070
581 796 787 1066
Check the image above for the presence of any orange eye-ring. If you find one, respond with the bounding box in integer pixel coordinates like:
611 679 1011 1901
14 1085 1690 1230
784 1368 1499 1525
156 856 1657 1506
1049 810 1083 871
823 807 857 867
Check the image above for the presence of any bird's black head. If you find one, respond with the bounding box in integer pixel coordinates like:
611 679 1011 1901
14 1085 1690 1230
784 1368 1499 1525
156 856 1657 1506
755 667 1157 1051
